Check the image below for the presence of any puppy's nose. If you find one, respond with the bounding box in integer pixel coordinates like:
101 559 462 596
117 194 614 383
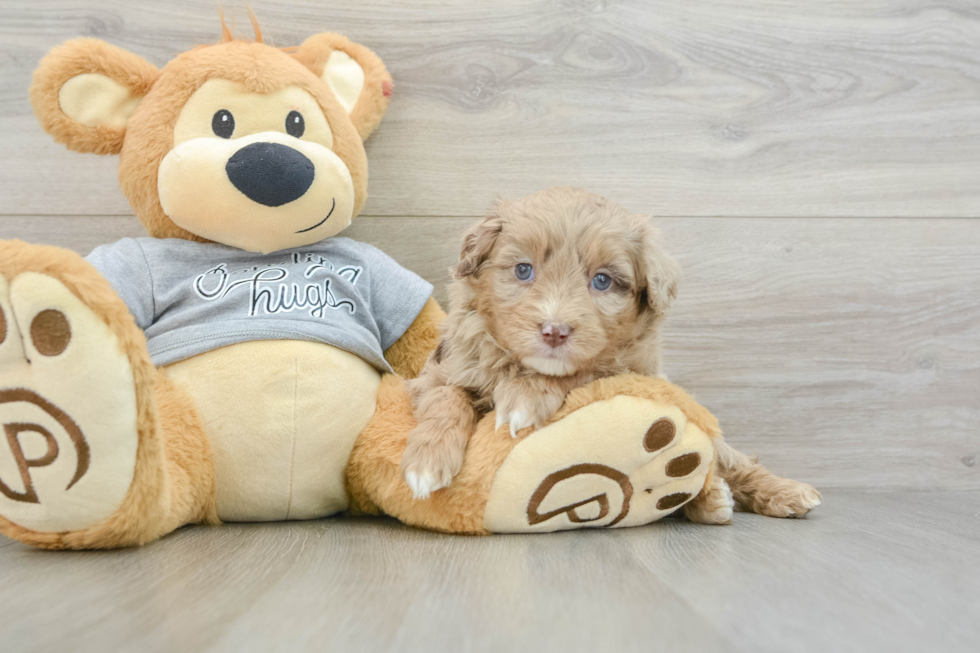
226 142 315 207
540 322 572 348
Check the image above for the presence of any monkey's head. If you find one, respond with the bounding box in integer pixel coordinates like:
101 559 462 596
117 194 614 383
30 28 392 254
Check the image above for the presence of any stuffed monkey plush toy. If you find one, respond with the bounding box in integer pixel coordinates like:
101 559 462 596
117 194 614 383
0 26 818 549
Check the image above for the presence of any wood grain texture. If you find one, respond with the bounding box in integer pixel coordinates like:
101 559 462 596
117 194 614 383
1 214 977 490
0 491 977 653
2 1 980 217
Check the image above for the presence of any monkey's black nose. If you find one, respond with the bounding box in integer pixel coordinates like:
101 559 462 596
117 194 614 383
226 142 315 207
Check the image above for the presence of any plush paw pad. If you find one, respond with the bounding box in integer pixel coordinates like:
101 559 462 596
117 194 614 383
0 273 139 533
483 395 715 533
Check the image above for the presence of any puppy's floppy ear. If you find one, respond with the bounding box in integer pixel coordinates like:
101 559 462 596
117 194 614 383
640 224 681 313
30 39 159 155
456 206 505 279
292 33 393 140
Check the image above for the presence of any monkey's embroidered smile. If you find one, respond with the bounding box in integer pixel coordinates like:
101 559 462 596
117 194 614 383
296 198 337 234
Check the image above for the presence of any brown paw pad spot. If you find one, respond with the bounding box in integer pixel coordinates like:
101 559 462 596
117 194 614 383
656 492 692 511
643 417 676 453
0 304 6 344
30 309 71 356
666 452 701 478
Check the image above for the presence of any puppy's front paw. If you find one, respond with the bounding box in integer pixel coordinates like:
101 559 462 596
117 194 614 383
402 459 452 500
400 425 465 500
403 469 445 501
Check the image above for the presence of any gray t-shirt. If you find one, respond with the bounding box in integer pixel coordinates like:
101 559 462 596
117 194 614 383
86 237 433 372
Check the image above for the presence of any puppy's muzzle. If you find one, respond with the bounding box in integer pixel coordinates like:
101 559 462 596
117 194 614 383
226 142 315 207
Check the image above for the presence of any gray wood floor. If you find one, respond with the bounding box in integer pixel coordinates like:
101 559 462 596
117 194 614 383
2 491 978 653
0 2 978 652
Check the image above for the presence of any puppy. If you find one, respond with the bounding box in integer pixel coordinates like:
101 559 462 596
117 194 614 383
399 187 735 524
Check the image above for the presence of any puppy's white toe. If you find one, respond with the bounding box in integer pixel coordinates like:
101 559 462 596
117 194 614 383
496 409 531 438
405 470 442 500
717 485 735 522
719 478 735 504
508 410 533 438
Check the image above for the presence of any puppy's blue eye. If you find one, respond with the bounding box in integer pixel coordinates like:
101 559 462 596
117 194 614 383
515 263 534 281
591 273 612 291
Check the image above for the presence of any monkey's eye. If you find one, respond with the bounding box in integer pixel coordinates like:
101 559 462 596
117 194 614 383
515 263 534 282
286 111 305 138
212 110 235 139
591 273 612 291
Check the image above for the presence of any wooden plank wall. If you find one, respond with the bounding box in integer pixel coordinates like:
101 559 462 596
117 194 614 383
0 1 977 490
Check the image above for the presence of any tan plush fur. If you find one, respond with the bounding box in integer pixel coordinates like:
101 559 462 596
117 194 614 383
383 297 446 380
291 33 394 141
30 39 159 156
0 242 217 549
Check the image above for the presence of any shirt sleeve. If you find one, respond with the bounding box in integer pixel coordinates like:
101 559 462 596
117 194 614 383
359 242 434 352
85 238 155 330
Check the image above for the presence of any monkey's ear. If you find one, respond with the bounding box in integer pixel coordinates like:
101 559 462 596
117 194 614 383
30 39 159 155
292 33 393 140
456 203 506 279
